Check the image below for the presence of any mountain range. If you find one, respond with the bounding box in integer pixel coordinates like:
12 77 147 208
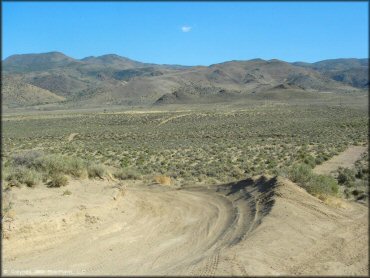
2 52 368 108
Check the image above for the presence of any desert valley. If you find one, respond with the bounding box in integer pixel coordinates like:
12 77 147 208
1 51 368 275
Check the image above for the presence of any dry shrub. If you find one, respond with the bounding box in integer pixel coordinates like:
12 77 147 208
87 163 106 179
322 196 348 208
48 173 68 188
154 175 172 186
113 168 141 180
5 166 41 187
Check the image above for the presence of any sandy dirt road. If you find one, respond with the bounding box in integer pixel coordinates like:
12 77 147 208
2 176 368 276
313 146 367 175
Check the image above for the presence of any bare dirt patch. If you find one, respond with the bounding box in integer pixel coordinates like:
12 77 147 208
313 146 367 175
2 176 367 276
67 133 79 142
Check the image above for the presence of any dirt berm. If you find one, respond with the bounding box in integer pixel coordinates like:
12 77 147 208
2 175 368 276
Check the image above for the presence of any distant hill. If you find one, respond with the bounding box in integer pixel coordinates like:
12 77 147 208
25 73 90 97
2 52 368 107
293 58 369 89
295 58 368 71
2 76 65 107
3 52 78 72
80 54 153 71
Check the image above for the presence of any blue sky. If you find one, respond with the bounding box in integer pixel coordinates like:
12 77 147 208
3 1 368 65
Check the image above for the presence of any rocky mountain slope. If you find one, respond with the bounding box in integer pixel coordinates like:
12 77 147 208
294 58 368 89
2 52 368 107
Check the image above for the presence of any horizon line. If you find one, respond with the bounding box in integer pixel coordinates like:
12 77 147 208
3 51 368 67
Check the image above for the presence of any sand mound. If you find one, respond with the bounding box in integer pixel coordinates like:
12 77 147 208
2 176 368 276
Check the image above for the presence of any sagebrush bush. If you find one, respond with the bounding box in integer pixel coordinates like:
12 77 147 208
315 156 325 165
11 150 44 169
5 166 41 187
113 168 141 180
287 163 338 196
12 152 87 177
306 174 339 195
5 151 106 186
41 155 66 174
87 163 106 178
64 157 87 178
303 155 316 168
288 163 312 184
337 167 356 187
48 174 68 188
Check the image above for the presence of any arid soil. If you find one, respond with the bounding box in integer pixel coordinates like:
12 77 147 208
313 146 367 175
2 176 368 276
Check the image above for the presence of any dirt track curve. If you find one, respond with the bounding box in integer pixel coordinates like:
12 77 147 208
3 176 368 276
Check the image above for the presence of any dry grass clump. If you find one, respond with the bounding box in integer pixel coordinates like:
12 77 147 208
5 166 41 188
87 163 106 179
113 168 141 180
321 196 348 208
47 173 68 188
62 190 72 196
154 175 172 186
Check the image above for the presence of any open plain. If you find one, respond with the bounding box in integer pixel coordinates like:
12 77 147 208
2 99 369 276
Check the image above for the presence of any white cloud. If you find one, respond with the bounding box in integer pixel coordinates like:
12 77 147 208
181 26 192 33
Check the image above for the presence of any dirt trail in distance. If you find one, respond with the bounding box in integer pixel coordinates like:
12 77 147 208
157 113 192 126
313 146 367 175
67 133 79 142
